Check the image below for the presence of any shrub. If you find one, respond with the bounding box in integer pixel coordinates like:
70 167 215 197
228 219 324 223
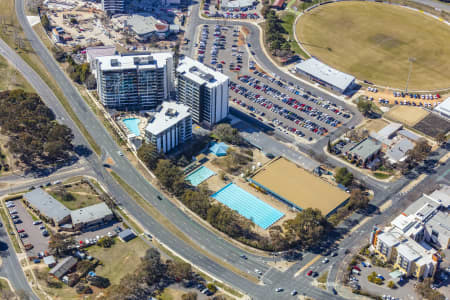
388 281 396 289
97 236 115 248
207 283 217 293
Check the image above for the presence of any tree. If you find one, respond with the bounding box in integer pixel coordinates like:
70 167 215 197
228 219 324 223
357 99 373 116
137 142 160 170
140 248 166 285
283 208 329 248
348 188 369 210
407 139 431 164
154 159 185 195
97 236 115 248
415 278 445 300
212 124 242 145
41 14 51 31
85 73 97 90
76 260 95 274
166 260 192 281
436 132 447 145
207 283 217 293
182 189 211 219
334 167 353 187
388 281 396 289
327 138 332 153
48 233 75 257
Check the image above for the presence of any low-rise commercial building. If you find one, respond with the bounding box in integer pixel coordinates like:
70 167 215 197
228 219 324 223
144 102 192 153
295 58 355 94
434 97 450 119
221 0 255 10
125 14 170 41
177 56 229 127
23 188 71 226
49 256 78 279
345 138 382 168
70 202 114 230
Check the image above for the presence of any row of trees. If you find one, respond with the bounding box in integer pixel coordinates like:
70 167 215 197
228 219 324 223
0 90 74 171
264 10 292 58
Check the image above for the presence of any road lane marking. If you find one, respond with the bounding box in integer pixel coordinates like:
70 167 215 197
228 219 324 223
294 255 322 277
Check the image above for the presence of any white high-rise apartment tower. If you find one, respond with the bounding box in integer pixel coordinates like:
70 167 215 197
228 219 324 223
101 0 124 14
176 56 229 127
95 53 174 110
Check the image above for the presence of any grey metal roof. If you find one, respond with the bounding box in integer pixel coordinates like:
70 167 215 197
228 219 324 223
397 129 421 142
385 138 414 163
43 256 56 266
375 123 402 140
348 138 381 161
118 228 136 241
295 58 355 91
49 256 78 279
70 202 113 226
23 188 71 223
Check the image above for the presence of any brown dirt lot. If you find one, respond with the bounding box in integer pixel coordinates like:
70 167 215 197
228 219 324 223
413 114 450 138
362 119 389 133
384 106 429 127
251 157 349 216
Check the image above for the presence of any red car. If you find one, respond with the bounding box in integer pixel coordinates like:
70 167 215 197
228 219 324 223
353 266 361 272
307 270 313 276
17 229 25 233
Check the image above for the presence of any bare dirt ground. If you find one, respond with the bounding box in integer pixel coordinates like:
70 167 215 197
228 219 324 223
384 105 430 127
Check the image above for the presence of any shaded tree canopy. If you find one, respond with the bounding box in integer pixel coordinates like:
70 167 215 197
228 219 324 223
0 90 74 170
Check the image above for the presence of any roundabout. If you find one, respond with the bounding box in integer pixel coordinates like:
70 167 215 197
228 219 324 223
295 1 450 91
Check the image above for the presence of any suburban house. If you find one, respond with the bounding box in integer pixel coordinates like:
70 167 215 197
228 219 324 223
370 185 449 279
70 202 114 231
49 256 78 279
345 138 382 168
23 188 71 226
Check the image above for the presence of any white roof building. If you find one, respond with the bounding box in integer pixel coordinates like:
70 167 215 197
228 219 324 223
70 202 114 228
176 56 229 89
221 0 255 9
295 58 355 93
145 102 192 153
126 14 169 41
96 52 173 72
434 97 450 119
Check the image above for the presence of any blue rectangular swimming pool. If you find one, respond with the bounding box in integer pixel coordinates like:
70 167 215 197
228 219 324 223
185 166 215 186
122 118 141 136
212 183 284 229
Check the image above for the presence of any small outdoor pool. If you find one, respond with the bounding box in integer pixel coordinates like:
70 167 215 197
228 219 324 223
211 183 284 229
122 118 141 136
185 166 215 186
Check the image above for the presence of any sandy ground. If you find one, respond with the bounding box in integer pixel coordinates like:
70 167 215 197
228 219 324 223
251 157 349 216
361 119 389 133
384 105 430 127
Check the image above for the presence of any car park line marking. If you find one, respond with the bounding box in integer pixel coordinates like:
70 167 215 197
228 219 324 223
294 255 322 277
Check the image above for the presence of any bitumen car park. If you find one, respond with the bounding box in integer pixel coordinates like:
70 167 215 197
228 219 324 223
8 200 50 256
195 24 351 142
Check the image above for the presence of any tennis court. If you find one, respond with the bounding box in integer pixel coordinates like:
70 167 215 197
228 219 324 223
211 183 284 229
185 166 215 186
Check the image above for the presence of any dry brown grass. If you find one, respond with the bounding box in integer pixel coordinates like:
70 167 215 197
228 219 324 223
296 2 450 90
384 105 429 126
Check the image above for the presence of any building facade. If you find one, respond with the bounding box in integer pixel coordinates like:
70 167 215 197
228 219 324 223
176 56 229 127
96 53 174 110
144 102 192 153
101 0 124 15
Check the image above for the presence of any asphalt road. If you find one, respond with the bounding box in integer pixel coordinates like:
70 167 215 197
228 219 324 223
5 0 448 299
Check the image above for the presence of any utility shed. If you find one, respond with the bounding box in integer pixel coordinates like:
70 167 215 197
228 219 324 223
49 256 78 279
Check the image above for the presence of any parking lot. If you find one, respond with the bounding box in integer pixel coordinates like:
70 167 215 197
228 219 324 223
203 0 261 20
7 200 49 257
194 24 351 142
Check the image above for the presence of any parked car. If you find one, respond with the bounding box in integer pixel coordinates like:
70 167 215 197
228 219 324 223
33 220 42 225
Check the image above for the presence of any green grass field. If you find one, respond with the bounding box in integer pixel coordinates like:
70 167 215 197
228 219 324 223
296 2 450 90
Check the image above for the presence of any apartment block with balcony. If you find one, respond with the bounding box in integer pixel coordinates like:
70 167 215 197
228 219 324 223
144 102 192 153
95 53 174 110
176 56 229 127
101 0 124 14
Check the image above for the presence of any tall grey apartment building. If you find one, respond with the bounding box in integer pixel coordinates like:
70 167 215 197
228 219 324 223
176 56 229 127
101 0 124 15
95 53 174 110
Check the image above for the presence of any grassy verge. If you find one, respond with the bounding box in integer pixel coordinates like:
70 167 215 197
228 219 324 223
109 171 258 284
0 203 22 253
0 55 34 92
317 271 328 284
0 0 101 155
373 172 391 179
0 278 12 292
280 12 310 59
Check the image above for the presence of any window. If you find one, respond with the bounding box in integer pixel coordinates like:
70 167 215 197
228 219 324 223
431 230 438 237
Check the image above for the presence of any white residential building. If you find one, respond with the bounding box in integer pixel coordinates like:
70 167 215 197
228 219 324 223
176 56 229 127
101 0 124 14
95 53 174 109
145 102 192 153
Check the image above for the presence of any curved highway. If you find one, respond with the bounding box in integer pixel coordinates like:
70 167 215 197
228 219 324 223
5 0 448 298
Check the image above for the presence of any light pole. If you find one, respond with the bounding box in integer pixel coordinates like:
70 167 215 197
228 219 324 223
405 57 415 94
